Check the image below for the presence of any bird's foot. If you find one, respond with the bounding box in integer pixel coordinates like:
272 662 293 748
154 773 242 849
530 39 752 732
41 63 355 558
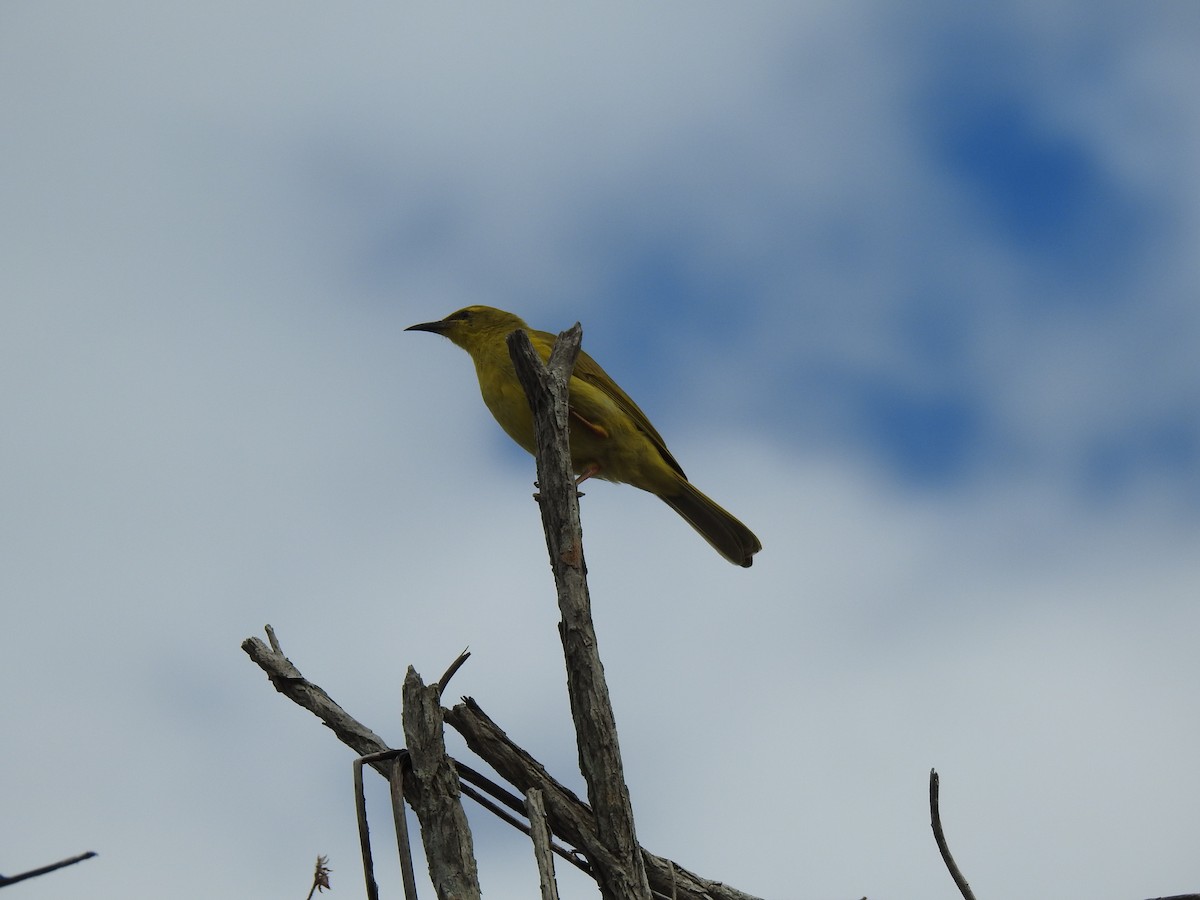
574 463 601 486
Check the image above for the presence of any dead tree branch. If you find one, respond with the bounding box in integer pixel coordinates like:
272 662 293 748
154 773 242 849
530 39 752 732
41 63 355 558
0 851 97 888
241 633 393 772
446 697 764 900
242 628 762 900
930 769 977 900
353 749 418 900
508 324 652 900
402 667 481 900
527 788 561 900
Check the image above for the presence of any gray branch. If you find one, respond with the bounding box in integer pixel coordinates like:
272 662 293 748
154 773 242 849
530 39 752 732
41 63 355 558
242 629 764 900
930 769 977 900
507 325 653 900
402 667 481 900
526 788 561 900
241 634 391 766
446 697 765 900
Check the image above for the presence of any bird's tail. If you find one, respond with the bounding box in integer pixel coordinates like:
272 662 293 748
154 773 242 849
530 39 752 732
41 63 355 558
660 479 762 567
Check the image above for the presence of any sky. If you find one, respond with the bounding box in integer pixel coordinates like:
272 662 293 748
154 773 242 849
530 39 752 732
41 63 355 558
2 3 1198 899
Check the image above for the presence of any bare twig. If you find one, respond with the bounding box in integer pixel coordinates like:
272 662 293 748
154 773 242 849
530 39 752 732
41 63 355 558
508 324 652 900
354 757 381 900
0 851 97 887
527 788 561 900
435 647 471 699
387 754 422 900
930 769 977 900
351 748 431 900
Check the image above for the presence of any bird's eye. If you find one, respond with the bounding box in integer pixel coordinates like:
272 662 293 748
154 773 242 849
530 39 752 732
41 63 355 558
450 309 473 322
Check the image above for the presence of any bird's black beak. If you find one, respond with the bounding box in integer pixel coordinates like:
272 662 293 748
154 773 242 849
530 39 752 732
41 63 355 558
405 319 449 334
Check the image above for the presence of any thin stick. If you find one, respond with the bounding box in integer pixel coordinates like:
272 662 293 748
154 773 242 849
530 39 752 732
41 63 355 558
0 851 97 887
929 769 977 900
435 647 471 699
389 754 421 900
353 757 380 900
527 788 561 900
355 749 420 900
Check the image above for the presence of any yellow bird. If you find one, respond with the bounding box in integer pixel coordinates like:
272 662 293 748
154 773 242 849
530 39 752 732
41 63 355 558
406 306 761 567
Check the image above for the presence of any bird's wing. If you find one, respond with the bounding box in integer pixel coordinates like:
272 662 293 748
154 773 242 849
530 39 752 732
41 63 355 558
526 326 686 479
572 346 687 480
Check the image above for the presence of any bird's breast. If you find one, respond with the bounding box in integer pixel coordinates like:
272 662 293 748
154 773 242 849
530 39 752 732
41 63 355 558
475 359 539 456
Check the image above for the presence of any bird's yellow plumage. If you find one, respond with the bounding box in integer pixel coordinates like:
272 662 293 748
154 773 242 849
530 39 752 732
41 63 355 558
406 306 761 567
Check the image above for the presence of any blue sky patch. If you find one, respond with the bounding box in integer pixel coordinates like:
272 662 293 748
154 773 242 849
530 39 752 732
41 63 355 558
922 77 1148 282
858 383 983 484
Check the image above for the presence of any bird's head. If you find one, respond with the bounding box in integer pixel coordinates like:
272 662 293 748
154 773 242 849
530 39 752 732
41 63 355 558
405 305 529 355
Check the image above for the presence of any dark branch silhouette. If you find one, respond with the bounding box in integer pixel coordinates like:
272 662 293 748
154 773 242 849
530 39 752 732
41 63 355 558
930 769 977 900
0 851 97 888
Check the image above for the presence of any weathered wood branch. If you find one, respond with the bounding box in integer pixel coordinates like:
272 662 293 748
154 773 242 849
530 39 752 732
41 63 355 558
930 769 977 900
446 697 765 900
508 325 652 900
444 696 624 874
402 667 481 900
243 629 763 900
241 633 393 770
526 788 561 900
